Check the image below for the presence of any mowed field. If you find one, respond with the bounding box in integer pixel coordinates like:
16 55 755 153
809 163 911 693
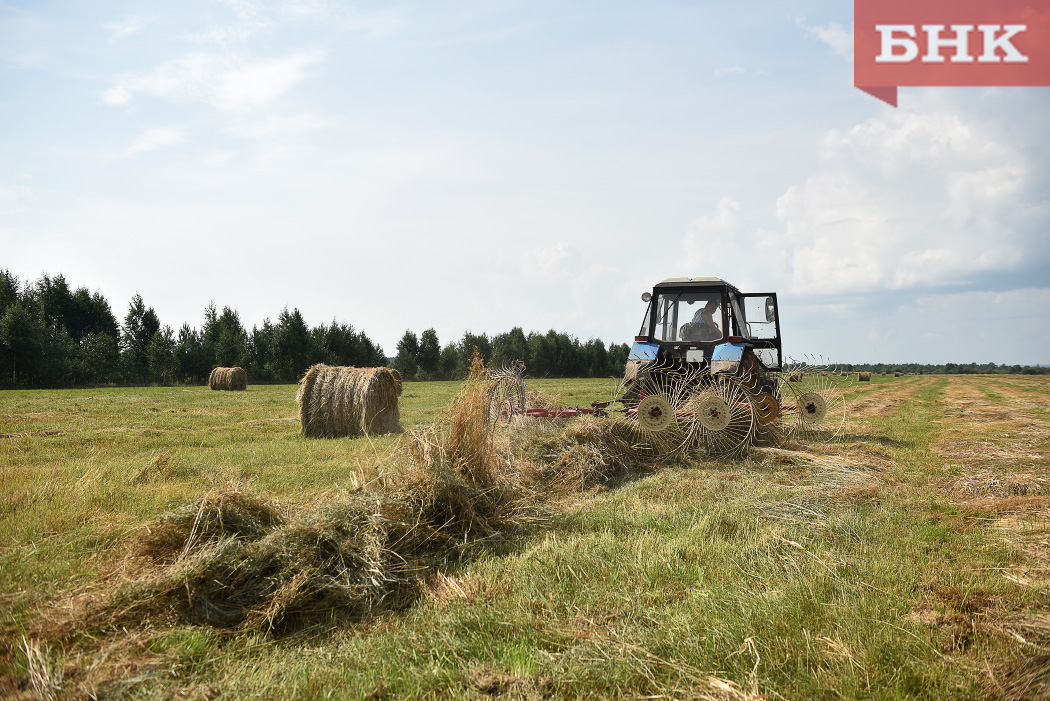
1 374 1048 699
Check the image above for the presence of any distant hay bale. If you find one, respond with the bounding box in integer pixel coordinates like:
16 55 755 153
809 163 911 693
859 372 872 381
208 367 247 391
297 364 401 438
893 371 902 377
787 371 803 382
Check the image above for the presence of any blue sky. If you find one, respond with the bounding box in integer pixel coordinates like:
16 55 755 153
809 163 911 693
2 0 1048 364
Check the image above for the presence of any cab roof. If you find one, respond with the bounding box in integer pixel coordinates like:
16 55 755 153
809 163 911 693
654 277 740 292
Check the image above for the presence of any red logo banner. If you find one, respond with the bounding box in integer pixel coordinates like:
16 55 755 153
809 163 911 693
854 0 1050 106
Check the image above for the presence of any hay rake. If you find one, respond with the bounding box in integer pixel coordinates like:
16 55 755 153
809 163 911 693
487 277 853 458
488 359 852 459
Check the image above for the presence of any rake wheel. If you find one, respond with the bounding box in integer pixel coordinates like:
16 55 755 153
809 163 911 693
779 369 847 442
616 360 705 458
488 364 527 426
687 375 756 456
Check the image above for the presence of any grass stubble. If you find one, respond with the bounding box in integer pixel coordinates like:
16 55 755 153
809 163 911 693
0 372 1048 698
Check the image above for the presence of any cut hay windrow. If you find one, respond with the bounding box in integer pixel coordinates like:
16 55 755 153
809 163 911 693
208 367 248 391
297 365 401 438
531 416 657 491
70 358 534 634
59 356 671 637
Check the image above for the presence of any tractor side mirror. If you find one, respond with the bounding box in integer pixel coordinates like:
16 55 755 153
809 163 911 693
642 292 652 302
764 297 776 323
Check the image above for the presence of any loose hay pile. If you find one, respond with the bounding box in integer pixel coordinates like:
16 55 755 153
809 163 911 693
297 364 402 438
208 366 248 391
529 416 657 491
66 357 665 636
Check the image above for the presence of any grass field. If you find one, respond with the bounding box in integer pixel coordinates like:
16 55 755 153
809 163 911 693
1 373 1048 699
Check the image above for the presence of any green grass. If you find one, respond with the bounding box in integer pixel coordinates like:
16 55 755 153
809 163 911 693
2 375 1049 699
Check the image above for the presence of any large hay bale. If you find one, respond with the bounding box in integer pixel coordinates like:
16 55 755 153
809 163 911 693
297 365 401 438
893 371 902 377
208 367 248 391
859 372 872 381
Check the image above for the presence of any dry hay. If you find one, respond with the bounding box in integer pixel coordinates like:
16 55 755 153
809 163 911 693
997 652 1050 701
63 356 536 636
207 366 247 391
945 471 1050 498
39 355 684 651
893 371 902 377
525 415 657 492
389 368 403 396
858 372 871 382
297 364 401 438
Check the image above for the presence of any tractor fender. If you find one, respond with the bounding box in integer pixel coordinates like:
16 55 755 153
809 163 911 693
628 341 659 362
710 342 746 375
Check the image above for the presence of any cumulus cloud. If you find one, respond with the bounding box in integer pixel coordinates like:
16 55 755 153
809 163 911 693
0 182 34 215
683 196 741 267
789 286 1050 364
222 112 340 140
188 2 404 43
526 242 580 277
800 19 853 62
767 108 1043 296
104 50 325 112
101 17 144 42
714 65 746 78
217 0 259 22
124 127 187 155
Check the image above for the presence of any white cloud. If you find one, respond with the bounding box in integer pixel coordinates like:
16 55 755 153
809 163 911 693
787 287 1050 364
101 17 144 42
683 196 741 267
714 65 746 78
800 20 853 62
124 127 187 155
222 112 340 140
339 9 406 39
187 24 255 45
527 242 579 277
770 109 1040 296
217 0 259 22
187 2 403 43
0 182 34 216
104 50 325 113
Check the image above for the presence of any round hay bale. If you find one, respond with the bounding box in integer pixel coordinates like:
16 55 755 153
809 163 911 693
858 372 872 381
893 371 902 377
208 366 248 391
787 371 803 382
297 365 402 438
389 368 403 396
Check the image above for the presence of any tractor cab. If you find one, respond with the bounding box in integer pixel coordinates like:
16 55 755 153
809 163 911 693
627 278 782 385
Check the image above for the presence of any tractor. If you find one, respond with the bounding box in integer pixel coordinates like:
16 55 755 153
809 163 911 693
488 277 848 456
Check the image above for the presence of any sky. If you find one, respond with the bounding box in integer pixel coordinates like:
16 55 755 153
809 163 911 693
1 0 1048 365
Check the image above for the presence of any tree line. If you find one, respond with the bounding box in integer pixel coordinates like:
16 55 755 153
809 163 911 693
0 271 633 388
3 270 1043 388
0 271 386 388
391 328 631 381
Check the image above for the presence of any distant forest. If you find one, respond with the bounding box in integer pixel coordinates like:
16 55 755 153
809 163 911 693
0 271 631 389
0 271 1045 389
